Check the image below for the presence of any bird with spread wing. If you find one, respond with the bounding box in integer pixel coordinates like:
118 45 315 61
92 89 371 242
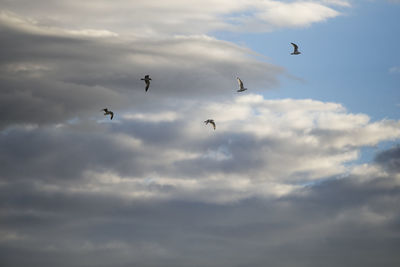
236 77 247 92
204 119 216 130
290 42 301 55
102 108 114 120
141 75 152 92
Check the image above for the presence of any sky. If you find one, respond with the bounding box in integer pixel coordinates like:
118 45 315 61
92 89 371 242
0 1 400 266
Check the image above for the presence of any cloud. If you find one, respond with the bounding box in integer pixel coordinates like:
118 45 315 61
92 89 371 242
389 66 400 74
1 2 399 266
239 1 341 31
375 145 400 173
0 10 119 38
321 0 351 7
1 48 399 263
0 1 345 36
0 144 399 266
0 1 349 129
1 94 399 204
0 12 283 129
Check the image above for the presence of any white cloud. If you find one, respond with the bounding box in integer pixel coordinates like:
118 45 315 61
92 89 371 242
321 0 351 7
1 62 51 78
0 1 346 36
0 231 26 242
0 10 118 38
389 66 400 74
16 94 399 204
248 1 340 30
123 112 180 123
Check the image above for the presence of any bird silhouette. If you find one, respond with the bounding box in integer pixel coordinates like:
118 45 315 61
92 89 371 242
291 43 301 55
141 75 152 92
236 77 247 92
102 108 114 120
204 119 216 130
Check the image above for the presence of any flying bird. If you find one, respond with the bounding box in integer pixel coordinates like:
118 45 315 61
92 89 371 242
290 43 301 55
204 119 216 130
236 77 247 92
102 108 114 120
141 75 152 92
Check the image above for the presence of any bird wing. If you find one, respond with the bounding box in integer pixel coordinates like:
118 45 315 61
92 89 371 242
237 78 244 89
110 111 114 120
210 121 216 130
291 43 298 51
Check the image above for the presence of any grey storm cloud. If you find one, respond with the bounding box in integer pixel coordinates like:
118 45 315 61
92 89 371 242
1 145 400 267
0 124 141 182
375 145 400 173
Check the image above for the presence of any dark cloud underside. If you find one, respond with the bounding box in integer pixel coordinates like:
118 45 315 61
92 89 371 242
0 163 399 267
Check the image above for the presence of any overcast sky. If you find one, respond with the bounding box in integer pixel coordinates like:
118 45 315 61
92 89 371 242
1 1 400 266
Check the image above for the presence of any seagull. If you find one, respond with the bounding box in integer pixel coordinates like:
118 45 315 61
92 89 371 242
204 119 216 130
290 43 301 55
102 108 114 120
141 75 152 92
236 77 247 92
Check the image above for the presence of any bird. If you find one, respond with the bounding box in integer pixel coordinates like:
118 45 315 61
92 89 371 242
204 119 216 130
290 43 301 55
141 75 152 92
236 77 247 92
102 108 114 120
